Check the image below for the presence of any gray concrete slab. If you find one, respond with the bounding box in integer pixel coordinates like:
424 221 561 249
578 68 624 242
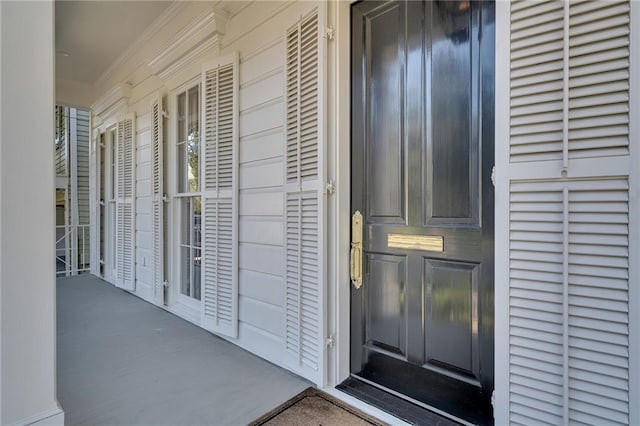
57 275 310 426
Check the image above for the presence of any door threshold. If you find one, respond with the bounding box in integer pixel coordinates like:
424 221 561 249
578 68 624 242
322 386 412 426
336 376 471 426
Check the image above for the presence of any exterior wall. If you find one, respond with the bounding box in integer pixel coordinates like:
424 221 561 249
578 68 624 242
87 0 640 422
0 1 63 424
76 109 91 226
91 1 325 382
54 107 67 177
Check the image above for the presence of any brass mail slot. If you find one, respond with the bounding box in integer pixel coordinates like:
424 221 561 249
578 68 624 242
387 234 444 252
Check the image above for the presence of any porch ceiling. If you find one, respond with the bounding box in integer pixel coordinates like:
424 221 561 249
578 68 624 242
55 1 253 107
55 1 173 85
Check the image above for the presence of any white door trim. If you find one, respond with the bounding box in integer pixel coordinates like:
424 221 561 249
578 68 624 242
493 1 510 423
328 1 507 422
327 0 356 387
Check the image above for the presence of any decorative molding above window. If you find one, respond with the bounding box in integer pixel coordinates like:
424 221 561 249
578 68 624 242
91 83 132 122
148 8 230 81
94 2 188 88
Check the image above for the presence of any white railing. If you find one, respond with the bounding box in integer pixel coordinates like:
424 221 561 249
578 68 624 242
56 225 90 277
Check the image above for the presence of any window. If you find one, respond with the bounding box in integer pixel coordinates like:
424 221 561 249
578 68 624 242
107 127 117 278
176 84 202 301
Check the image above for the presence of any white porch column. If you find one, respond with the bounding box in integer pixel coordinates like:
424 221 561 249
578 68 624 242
0 1 63 425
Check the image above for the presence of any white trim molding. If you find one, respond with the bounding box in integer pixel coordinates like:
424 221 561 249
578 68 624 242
148 7 229 81
330 0 355 388
94 1 188 88
10 406 64 426
91 83 131 122
493 1 510 424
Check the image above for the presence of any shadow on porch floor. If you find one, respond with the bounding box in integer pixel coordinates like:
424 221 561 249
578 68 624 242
57 275 310 425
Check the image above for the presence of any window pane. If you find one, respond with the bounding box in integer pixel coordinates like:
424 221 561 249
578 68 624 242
193 248 201 301
188 85 199 139
187 86 200 192
110 129 116 199
187 140 199 192
177 92 186 143
180 199 190 245
193 196 201 248
180 247 191 297
177 142 187 193
177 91 187 193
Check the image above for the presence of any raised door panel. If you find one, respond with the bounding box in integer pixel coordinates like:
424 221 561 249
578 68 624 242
425 259 479 383
365 254 408 359
428 1 478 224
364 2 405 224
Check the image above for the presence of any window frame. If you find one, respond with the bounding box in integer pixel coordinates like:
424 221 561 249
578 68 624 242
170 78 204 310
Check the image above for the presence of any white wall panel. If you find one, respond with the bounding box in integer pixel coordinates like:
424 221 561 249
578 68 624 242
240 72 284 111
239 218 284 246
239 243 284 277
237 322 285 369
135 110 153 300
240 129 284 164
136 231 152 250
135 213 152 233
239 100 284 137
239 269 285 307
239 160 283 190
239 297 283 338
239 191 283 216
136 112 151 134
137 145 151 165
240 39 284 85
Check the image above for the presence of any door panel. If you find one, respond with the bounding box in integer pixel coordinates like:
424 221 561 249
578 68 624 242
366 2 405 223
350 1 495 424
366 254 407 358
425 259 478 379
429 0 476 222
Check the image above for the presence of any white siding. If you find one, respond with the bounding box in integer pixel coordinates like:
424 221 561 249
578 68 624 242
90 1 325 383
133 111 153 301
232 2 324 378
76 109 91 225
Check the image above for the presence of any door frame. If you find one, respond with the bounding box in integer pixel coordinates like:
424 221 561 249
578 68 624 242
327 0 510 422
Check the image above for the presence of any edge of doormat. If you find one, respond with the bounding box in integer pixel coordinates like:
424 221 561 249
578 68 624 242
247 386 388 426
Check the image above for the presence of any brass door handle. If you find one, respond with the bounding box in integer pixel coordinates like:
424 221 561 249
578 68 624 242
350 211 363 289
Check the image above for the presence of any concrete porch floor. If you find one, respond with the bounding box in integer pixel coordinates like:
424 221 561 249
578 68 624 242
57 275 310 425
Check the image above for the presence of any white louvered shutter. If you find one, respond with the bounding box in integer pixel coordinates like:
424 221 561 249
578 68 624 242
115 114 136 291
284 10 324 383
151 97 165 305
508 1 631 424
92 130 103 276
200 54 238 338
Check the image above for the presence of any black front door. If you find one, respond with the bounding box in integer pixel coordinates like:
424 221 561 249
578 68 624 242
350 1 495 424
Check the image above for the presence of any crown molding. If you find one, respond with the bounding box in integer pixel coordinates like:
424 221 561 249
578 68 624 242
148 7 230 78
91 83 131 120
94 1 187 88
158 34 224 83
